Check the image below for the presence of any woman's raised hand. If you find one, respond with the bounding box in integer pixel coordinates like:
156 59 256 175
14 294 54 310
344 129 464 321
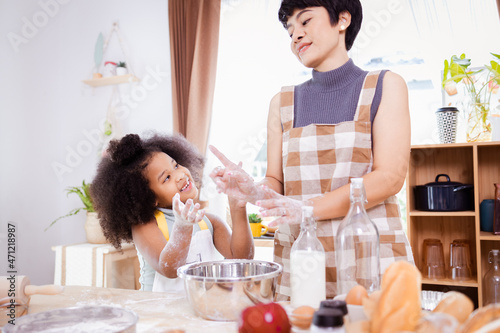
172 193 204 226
209 145 265 204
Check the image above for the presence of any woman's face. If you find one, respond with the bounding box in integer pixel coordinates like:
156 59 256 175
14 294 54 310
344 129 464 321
145 152 199 208
286 6 344 71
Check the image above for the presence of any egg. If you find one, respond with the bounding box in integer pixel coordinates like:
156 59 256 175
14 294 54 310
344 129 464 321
345 285 368 305
290 305 315 329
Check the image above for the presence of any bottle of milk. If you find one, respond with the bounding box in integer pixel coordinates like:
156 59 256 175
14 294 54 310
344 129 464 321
336 178 380 296
290 206 326 308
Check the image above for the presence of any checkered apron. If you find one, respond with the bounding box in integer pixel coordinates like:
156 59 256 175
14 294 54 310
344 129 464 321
274 71 414 300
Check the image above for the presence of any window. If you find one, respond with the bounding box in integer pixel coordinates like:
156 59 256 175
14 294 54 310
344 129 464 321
202 0 500 220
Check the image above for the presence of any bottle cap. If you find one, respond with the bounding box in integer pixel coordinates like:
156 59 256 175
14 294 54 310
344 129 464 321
312 308 344 328
319 300 348 315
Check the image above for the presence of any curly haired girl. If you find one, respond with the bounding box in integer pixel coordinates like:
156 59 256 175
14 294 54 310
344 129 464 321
90 133 254 292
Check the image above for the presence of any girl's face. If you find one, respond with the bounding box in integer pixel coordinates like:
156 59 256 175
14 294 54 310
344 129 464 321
286 6 345 71
145 152 199 208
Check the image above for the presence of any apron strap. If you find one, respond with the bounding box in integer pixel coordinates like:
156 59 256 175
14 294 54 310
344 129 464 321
280 86 295 132
354 70 382 122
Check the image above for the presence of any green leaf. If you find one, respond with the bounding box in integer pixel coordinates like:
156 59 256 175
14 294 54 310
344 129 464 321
491 53 500 60
46 180 95 231
94 32 104 70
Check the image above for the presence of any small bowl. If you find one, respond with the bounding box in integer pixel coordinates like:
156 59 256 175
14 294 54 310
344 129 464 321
177 259 282 321
2 306 138 333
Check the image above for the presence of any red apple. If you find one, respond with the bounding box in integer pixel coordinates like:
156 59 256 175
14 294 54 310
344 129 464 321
238 302 291 333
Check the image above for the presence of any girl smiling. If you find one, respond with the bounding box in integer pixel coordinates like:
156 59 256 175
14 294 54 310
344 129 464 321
91 133 254 292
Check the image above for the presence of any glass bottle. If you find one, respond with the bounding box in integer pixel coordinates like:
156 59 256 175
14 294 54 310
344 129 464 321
290 206 326 308
336 178 380 296
494 183 500 235
484 249 500 305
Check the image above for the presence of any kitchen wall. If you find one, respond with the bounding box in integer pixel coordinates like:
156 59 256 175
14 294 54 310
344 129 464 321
0 0 173 284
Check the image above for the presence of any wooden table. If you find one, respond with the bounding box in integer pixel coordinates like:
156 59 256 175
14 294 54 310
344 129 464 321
18 286 238 332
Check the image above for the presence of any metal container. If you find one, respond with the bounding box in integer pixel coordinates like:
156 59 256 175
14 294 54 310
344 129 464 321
177 259 282 321
414 174 474 211
2 306 138 333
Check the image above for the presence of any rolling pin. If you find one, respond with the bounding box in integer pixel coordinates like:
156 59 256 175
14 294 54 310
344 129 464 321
0 275 64 307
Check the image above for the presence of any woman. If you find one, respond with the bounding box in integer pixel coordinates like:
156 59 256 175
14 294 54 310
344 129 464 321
210 0 414 300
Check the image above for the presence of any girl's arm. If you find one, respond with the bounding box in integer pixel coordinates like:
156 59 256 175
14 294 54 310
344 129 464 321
132 220 193 278
207 198 254 260
131 196 204 278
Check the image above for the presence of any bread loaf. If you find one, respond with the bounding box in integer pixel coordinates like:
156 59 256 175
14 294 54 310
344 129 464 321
432 291 473 324
461 303 500 333
370 261 422 333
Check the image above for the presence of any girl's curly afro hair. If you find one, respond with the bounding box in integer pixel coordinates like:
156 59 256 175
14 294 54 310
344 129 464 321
90 132 205 251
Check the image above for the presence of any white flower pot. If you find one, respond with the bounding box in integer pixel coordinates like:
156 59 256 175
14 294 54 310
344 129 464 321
116 67 128 76
84 212 108 244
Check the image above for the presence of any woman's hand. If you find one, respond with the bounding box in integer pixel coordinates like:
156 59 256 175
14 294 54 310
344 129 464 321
256 187 312 227
172 193 205 226
209 145 265 204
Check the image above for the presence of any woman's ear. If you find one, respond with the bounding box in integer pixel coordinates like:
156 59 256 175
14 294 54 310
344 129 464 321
338 11 352 31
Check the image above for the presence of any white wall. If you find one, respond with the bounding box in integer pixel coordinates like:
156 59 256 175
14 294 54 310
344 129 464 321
0 0 172 284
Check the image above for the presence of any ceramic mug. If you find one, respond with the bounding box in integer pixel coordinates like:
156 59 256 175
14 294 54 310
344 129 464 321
250 223 268 238
480 199 495 232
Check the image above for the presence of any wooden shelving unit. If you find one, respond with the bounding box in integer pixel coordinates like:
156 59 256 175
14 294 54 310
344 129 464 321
406 141 500 307
82 74 139 87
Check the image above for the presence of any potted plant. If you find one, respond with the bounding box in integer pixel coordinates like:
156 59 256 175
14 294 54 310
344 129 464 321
442 53 500 142
248 213 268 238
46 180 107 244
116 61 128 76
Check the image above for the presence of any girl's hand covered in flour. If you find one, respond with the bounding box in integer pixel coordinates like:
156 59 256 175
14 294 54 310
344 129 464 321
172 193 204 226
256 187 313 227
209 145 266 205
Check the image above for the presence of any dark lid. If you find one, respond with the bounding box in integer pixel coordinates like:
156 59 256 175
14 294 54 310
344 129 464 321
422 174 465 187
319 300 348 315
436 106 459 113
312 308 344 328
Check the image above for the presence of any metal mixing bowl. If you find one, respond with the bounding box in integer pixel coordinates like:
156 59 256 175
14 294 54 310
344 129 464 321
177 259 282 321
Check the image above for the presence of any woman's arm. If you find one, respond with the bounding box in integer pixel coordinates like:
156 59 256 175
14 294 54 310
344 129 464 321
263 92 285 195
310 71 411 220
208 198 254 259
132 220 193 279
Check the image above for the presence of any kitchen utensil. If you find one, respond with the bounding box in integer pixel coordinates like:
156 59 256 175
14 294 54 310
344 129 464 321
177 259 282 321
422 239 446 280
480 199 495 232
449 239 472 280
0 276 64 307
2 305 138 333
414 174 474 211
250 222 268 238
436 107 459 144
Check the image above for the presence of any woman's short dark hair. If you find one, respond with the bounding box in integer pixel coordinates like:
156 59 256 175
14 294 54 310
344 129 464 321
278 0 363 51
90 132 205 251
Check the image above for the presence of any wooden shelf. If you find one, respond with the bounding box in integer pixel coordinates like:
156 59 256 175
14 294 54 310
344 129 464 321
407 141 500 307
82 74 139 87
479 231 500 241
422 277 478 288
409 210 476 217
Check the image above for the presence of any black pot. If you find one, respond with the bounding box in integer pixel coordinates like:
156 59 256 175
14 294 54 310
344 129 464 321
414 174 474 211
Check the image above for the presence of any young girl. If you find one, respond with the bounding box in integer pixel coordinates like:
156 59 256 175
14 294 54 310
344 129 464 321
91 133 254 292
